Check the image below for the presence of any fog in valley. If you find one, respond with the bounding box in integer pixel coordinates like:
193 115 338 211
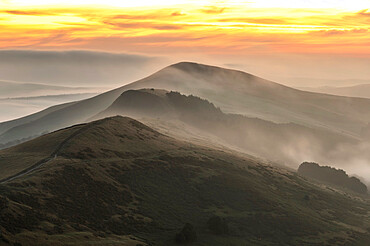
1 50 370 122
1 60 370 185
95 88 370 185
0 50 169 121
0 50 166 87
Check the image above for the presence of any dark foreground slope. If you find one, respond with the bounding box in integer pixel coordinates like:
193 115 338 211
0 116 370 245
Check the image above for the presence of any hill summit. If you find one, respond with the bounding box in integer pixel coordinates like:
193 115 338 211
2 61 370 147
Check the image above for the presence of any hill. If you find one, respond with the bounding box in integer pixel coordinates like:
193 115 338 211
1 62 370 146
298 162 368 194
0 80 102 99
94 89 356 166
0 116 370 245
299 84 370 99
0 93 98 122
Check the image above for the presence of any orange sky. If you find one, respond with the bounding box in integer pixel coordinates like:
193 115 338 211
0 0 369 57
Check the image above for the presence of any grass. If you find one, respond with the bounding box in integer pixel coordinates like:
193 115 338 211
0 116 370 245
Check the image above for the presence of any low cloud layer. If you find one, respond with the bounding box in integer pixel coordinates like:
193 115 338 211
0 50 167 87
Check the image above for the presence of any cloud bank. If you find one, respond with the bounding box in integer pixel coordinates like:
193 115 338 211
0 50 166 87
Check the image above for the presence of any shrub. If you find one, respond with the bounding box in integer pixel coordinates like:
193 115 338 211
207 216 229 235
0 196 8 210
298 162 368 194
175 223 197 243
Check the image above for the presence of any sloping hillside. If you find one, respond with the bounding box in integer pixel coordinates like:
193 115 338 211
0 93 98 122
0 101 75 136
118 62 370 137
1 62 370 145
299 84 370 99
95 89 356 166
0 116 370 245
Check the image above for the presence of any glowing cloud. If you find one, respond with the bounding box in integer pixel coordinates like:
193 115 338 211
0 0 368 57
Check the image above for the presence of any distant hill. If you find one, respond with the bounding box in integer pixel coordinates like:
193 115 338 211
2 62 370 146
0 80 104 122
1 116 370 245
0 93 98 122
299 84 370 99
298 162 368 194
0 80 104 99
94 89 356 166
283 77 370 88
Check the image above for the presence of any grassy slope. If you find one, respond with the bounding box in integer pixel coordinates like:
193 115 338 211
0 116 369 245
0 125 85 180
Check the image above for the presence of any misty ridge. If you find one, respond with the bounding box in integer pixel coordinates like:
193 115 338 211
95 88 370 184
0 81 104 99
298 83 370 99
1 1 370 244
1 61 370 183
96 90 349 161
0 50 168 121
1 61 370 245
2 49 370 123
0 79 104 122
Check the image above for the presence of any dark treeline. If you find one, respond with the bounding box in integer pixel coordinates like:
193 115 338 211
298 162 368 194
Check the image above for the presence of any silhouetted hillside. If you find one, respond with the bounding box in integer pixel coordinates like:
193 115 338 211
298 162 368 194
1 116 370 245
2 62 370 145
100 89 222 119
96 89 356 166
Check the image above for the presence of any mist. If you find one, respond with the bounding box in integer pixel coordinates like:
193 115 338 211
92 87 370 184
0 49 167 87
0 49 169 122
1 57 370 183
218 54 370 87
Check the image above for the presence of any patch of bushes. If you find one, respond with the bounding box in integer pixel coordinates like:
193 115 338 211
175 223 197 244
0 196 8 210
207 216 229 235
298 162 368 194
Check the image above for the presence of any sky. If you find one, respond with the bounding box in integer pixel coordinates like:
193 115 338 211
0 0 369 85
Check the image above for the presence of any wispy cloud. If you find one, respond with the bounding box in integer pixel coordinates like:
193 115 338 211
357 9 370 17
0 4 368 57
200 6 227 14
217 17 290 24
312 28 368 36
2 10 54 16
